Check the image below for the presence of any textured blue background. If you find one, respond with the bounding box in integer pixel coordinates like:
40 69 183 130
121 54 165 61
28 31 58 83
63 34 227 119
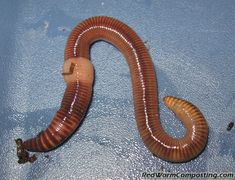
0 0 235 179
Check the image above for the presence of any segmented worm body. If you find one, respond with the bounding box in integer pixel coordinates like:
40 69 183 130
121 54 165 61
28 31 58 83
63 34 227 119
17 16 208 163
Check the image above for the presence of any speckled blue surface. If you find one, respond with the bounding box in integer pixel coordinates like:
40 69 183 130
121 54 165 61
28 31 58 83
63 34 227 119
0 0 235 179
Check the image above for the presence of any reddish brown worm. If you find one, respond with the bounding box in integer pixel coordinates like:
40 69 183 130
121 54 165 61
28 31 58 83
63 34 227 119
16 16 208 163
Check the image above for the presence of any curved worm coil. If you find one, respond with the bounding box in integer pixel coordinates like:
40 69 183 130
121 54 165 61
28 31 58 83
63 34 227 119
17 16 208 163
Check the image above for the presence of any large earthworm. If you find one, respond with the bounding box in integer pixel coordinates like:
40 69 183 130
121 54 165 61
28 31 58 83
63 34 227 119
16 16 208 163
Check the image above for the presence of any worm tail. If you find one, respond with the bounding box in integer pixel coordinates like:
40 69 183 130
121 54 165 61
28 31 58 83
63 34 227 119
23 81 92 152
140 96 208 162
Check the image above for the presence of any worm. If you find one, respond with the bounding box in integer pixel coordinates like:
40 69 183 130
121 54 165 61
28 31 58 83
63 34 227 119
16 16 208 163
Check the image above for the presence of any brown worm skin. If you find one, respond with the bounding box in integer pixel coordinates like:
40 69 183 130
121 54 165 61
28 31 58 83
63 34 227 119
18 16 208 163
23 81 93 152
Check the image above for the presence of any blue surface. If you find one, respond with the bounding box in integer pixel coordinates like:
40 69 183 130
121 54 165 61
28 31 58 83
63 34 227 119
0 0 235 179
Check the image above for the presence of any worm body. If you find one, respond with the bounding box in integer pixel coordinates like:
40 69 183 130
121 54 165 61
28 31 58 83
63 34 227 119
23 58 94 152
17 16 208 163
